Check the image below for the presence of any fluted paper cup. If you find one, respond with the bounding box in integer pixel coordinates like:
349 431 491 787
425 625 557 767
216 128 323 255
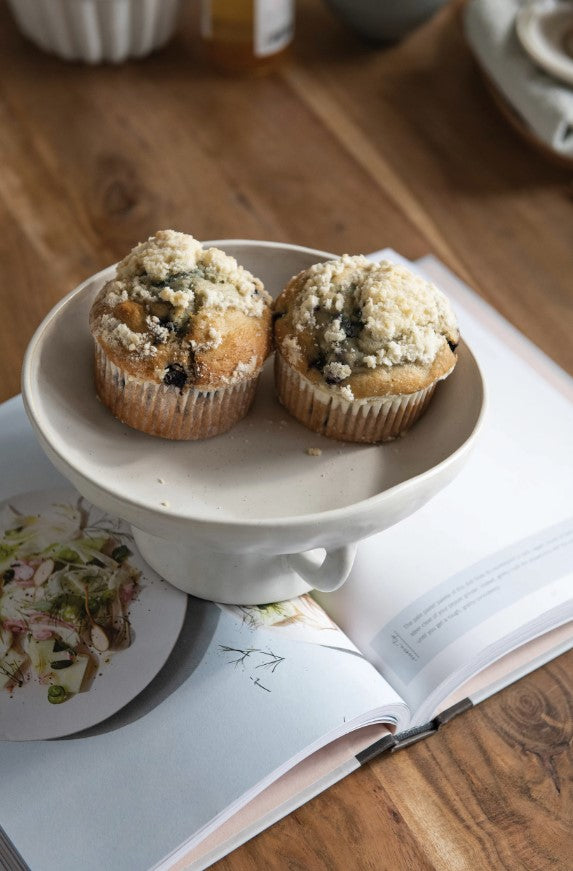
275 350 438 443
94 344 259 440
6 0 182 64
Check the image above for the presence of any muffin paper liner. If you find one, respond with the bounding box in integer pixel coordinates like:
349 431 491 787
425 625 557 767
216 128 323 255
95 344 258 440
275 351 439 443
7 0 182 63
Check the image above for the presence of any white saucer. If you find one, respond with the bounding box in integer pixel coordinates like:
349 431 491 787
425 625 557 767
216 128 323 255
516 0 573 87
22 242 486 603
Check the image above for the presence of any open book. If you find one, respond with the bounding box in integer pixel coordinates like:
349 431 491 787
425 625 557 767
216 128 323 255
0 255 571 871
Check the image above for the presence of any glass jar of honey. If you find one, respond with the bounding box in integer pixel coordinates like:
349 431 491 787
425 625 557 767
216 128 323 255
201 0 295 73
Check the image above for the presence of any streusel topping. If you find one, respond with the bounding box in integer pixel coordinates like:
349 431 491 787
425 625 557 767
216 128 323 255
93 230 271 360
280 256 459 386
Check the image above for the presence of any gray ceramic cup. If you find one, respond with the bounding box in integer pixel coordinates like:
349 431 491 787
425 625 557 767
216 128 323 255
324 0 449 42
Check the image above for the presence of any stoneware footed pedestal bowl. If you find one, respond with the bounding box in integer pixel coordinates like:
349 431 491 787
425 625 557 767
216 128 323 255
22 241 486 605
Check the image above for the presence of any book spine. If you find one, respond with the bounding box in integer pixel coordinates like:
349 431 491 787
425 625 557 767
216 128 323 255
0 825 30 871
356 733 398 764
356 698 473 765
433 697 474 726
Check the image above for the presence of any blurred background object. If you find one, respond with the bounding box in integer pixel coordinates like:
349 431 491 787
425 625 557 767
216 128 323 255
464 0 573 162
322 0 450 42
201 0 295 73
516 0 573 87
5 0 184 64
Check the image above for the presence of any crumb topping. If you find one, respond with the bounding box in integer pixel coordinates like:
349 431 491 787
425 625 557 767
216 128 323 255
281 256 459 390
116 230 202 282
281 335 303 366
339 384 354 401
99 314 158 358
231 355 259 380
91 230 271 369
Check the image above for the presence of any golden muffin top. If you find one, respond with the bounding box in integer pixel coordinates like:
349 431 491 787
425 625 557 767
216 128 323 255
274 256 459 400
90 230 272 389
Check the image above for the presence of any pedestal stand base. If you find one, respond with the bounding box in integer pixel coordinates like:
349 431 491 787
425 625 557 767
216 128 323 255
132 527 313 605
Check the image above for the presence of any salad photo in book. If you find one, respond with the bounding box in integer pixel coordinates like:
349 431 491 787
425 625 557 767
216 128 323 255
0 252 571 871
0 494 140 702
0 490 187 741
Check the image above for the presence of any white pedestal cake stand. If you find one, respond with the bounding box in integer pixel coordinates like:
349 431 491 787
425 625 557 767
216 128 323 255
22 241 486 604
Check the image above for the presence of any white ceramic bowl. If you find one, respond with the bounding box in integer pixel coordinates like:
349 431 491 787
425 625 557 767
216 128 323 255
22 241 486 604
6 0 183 64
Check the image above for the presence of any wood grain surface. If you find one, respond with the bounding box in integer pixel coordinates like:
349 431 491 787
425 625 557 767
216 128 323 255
0 0 571 868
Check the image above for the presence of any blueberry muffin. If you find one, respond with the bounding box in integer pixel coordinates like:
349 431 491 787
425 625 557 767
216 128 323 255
273 256 459 443
89 231 272 440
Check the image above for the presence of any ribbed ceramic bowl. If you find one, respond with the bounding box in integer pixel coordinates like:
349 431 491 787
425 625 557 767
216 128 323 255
6 0 183 63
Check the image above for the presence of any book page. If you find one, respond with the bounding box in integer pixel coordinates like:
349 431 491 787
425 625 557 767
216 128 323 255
0 592 407 871
166 723 390 871
375 519 572 683
0 398 408 871
438 621 573 713
366 520 572 722
315 256 573 725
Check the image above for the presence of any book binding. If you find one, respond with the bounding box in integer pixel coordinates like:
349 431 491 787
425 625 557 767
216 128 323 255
0 825 30 871
356 698 473 765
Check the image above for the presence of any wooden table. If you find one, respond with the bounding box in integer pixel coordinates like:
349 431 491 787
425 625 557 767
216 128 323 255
0 0 571 868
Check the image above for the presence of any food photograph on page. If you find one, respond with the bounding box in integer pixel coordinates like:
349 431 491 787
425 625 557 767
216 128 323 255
0 490 187 740
0 1 572 870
